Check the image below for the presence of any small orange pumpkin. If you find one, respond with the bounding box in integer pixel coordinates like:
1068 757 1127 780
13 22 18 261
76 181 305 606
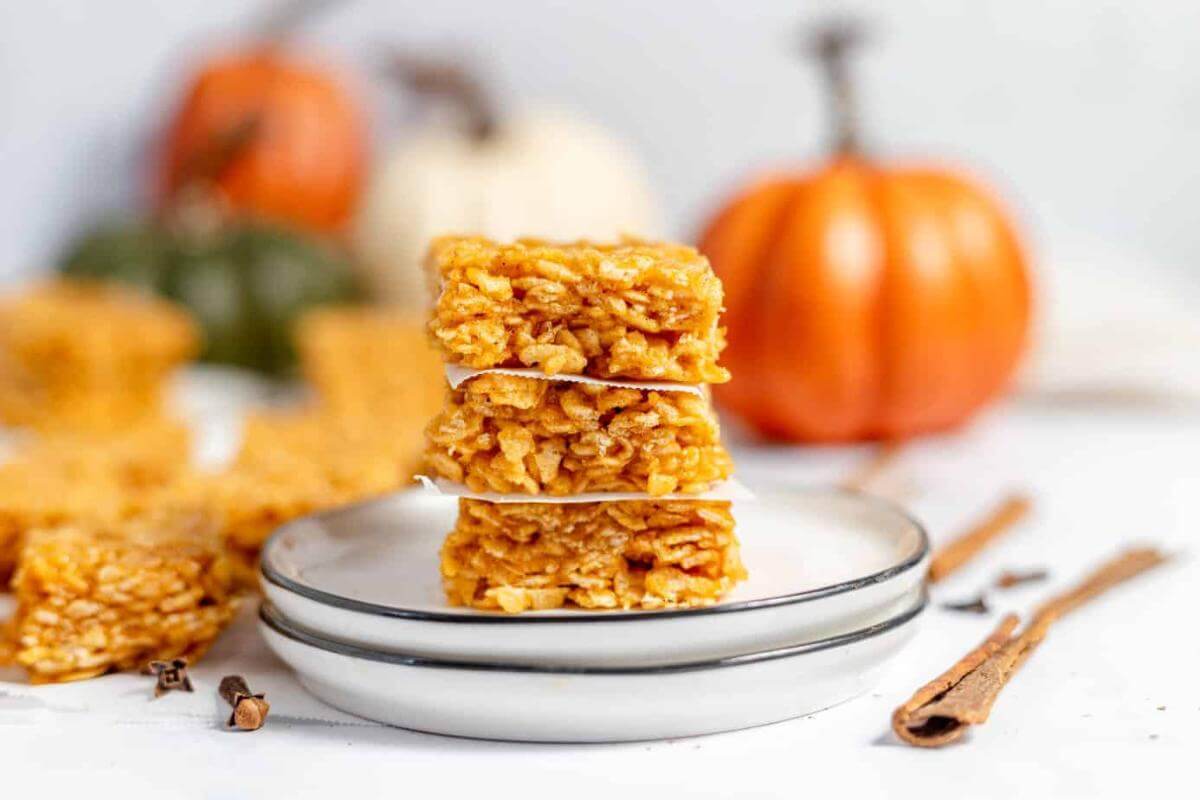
699 24 1032 442
157 45 365 233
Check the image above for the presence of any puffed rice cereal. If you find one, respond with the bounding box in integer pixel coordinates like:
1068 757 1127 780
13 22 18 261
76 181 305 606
0 421 193 578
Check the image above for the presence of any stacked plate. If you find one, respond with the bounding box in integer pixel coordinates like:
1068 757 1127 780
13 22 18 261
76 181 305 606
260 488 929 742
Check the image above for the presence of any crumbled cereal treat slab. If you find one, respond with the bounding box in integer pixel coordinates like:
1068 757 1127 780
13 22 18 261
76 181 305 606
0 281 197 432
198 410 425 564
441 499 745 613
0 421 193 578
296 306 445 424
236 410 424 501
425 373 732 496
427 237 730 383
12 510 238 684
194 463 337 565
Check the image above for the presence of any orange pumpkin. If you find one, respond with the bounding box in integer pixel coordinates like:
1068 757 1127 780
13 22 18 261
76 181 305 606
699 24 1031 442
157 48 365 233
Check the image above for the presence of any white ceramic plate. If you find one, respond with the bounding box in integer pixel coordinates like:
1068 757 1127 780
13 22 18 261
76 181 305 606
261 489 929 666
260 593 925 742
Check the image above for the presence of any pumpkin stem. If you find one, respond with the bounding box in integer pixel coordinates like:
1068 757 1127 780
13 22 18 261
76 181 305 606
806 19 866 155
387 54 498 142
254 0 347 42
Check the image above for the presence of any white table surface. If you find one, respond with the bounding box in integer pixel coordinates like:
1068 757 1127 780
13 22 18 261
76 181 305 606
1 389 1195 798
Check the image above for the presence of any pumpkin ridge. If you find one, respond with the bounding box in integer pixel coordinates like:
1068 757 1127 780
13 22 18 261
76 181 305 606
848 160 889 441
771 159 887 442
703 178 800 431
928 172 1004 423
753 178 826 438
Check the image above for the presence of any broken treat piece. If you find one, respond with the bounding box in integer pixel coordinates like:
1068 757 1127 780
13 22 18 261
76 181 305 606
0 420 194 578
427 236 729 383
187 457 337 581
11 420 192 489
0 280 197 432
197 410 426 570
424 373 733 496
235 410 425 503
11 509 239 684
441 498 745 613
295 305 444 424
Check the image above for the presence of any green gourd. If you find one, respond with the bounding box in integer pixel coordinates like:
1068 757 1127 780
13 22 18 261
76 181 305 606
60 218 361 375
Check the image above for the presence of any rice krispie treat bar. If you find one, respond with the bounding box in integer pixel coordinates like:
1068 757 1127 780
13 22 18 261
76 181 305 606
236 410 424 500
196 410 425 569
0 281 197 432
296 306 444 424
427 237 730 383
11 510 239 684
193 464 337 566
425 373 732 496
441 499 745 613
0 421 193 578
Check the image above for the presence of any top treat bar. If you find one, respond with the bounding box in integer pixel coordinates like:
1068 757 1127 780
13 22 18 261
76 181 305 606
427 237 730 383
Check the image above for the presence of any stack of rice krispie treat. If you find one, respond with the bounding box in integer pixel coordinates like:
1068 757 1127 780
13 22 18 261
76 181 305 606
425 237 745 613
0 281 197 432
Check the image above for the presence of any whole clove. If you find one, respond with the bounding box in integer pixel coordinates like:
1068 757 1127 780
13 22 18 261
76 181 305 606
148 658 193 698
219 675 270 731
941 595 991 614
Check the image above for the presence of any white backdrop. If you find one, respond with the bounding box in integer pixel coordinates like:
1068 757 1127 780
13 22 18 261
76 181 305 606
2 0 1199 290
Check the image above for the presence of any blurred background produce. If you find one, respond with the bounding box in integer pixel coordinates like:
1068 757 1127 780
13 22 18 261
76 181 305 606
153 2 366 234
61 214 360 375
55 0 367 376
0 0 1197 428
699 23 1031 442
354 55 659 308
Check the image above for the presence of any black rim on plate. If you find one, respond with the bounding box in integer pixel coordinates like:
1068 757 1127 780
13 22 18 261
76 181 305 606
259 589 927 675
259 488 930 624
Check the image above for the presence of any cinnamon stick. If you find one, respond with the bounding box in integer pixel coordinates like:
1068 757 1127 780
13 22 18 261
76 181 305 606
927 493 1032 582
892 614 1018 746
840 441 902 493
893 546 1168 747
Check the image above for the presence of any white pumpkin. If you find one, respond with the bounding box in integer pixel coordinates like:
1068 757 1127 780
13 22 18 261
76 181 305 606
354 108 661 308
